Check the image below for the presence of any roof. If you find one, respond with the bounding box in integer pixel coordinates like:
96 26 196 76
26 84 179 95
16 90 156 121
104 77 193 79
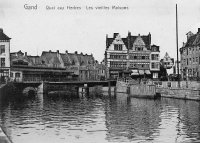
60 53 71 66
106 32 151 50
185 30 200 47
67 53 79 66
41 51 61 65
27 56 43 65
185 34 197 47
0 29 11 40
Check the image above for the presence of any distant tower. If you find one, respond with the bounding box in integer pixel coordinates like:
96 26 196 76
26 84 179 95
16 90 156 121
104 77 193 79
0 28 11 82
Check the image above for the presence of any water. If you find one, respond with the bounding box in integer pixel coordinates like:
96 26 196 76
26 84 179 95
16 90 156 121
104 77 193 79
0 92 200 143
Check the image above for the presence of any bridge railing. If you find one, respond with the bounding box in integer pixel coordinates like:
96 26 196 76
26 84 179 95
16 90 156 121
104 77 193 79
21 77 103 83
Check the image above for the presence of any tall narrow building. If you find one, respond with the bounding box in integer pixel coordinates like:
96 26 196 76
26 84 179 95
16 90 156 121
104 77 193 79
180 28 200 80
0 28 11 82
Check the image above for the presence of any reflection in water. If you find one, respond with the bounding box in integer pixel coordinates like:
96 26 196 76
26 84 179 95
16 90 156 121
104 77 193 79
0 93 200 143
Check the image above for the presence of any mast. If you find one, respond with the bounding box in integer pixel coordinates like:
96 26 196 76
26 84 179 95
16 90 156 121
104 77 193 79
176 4 180 87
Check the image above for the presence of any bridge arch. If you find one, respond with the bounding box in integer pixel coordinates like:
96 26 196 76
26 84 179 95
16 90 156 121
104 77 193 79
22 86 37 96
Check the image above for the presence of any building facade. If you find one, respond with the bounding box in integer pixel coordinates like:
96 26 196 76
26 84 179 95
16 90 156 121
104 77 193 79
0 28 11 83
10 50 104 82
160 52 174 75
180 28 200 80
105 32 160 79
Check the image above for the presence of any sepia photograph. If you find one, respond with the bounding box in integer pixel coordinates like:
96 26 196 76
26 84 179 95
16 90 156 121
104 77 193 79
0 0 200 143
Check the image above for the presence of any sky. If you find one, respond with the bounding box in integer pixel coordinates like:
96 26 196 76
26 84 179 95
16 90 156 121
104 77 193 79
0 0 200 62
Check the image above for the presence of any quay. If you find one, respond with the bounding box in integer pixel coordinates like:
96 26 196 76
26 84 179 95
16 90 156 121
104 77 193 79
116 78 200 101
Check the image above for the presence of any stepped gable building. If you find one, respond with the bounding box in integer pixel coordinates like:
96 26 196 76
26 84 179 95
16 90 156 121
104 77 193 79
180 28 200 80
160 52 174 69
0 28 11 82
105 32 160 79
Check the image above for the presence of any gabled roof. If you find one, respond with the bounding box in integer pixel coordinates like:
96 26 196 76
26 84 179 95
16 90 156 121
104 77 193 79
41 51 61 65
185 34 197 47
27 56 43 65
106 32 151 50
60 53 71 65
141 35 151 47
0 29 11 40
185 29 200 47
67 53 79 65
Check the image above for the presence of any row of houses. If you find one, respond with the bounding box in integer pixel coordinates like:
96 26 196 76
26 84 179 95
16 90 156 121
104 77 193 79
104 32 160 79
0 28 106 83
1 28 186 83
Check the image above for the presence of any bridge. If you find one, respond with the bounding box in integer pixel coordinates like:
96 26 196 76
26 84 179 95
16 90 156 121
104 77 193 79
11 80 117 96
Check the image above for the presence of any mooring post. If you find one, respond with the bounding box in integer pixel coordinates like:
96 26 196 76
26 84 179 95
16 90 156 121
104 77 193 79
114 86 116 98
75 86 79 98
108 81 111 97
86 87 89 97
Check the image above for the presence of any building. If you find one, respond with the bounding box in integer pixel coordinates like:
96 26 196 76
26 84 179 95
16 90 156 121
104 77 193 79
105 32 160 79
180 28 200 80
160 52 174 75
10 50 72 82
0 28 11 83
10 49 104 82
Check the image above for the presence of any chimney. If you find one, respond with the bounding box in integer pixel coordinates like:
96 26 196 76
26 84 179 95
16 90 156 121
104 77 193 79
65 50 68 53
183 42 186 47
25 52 27 57
149 32 151 49
106 34 109 49
57 50 59 53
128 31 131 37
75 51 78 54
198 28 200 33
186 31 194 40
80 52 83 55
113 33 119 38
49 50 51 53
0 28 3 33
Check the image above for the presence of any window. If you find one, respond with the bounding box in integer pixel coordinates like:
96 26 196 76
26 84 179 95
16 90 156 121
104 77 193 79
0 45 5 54
10 72 13 77
0 58 5 67
151 54 159 60
15 72 21 78
114 44 122 51
151 62 159 69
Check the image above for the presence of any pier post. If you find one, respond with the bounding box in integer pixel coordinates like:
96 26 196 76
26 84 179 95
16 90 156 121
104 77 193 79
75 86 79 98
37 81 44 94
86 87 89 97
108 81 111 97
114 86 116 98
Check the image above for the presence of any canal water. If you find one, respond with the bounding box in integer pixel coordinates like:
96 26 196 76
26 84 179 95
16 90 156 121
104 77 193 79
0 92 200 143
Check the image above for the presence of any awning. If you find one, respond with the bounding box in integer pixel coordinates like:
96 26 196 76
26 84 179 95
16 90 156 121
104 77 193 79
131 70 139 75
139 70 144 75
132 70 138 73
131 72 139 75
145 70 151 75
